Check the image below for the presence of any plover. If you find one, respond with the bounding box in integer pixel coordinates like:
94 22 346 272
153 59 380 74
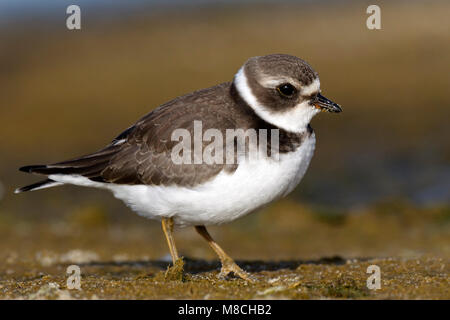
16 54 341 281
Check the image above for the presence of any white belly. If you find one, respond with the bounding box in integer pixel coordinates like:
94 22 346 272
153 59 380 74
51 133 316 227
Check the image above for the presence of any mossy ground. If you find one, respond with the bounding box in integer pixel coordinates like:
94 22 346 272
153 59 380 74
1 255 447 300
0 201 448 299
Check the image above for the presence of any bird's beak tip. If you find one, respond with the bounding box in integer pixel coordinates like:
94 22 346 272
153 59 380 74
331 104 343 113
315 93 342 113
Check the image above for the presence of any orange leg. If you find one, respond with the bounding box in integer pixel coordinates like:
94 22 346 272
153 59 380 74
161 217 179 265
195 226 254 282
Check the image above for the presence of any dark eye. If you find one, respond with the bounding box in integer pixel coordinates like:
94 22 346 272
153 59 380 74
276 83 296 97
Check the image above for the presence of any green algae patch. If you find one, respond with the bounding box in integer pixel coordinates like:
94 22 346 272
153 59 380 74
162 257 186 282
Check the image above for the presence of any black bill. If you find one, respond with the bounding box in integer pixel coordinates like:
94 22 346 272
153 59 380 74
315 93 342 113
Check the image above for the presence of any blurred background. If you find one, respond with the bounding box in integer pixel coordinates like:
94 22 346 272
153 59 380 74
0 0 449 271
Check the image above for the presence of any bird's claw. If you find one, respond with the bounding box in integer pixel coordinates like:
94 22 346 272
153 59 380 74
218 260 256 283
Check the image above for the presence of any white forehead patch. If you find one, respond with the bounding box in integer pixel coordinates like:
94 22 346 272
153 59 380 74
234 67 321 133
301 78 321 96
259 76 299 88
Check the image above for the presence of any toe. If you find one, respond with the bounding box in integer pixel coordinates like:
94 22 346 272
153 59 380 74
219 262 256 282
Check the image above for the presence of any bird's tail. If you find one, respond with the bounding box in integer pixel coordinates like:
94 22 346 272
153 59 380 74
14 179 63 194
15 144 121 193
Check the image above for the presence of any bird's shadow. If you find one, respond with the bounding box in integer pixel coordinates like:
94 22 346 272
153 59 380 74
78 255 370 275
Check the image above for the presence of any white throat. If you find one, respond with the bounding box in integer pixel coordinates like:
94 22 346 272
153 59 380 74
234 67 321 133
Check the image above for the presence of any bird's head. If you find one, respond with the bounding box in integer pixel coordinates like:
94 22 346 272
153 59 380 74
233 54 342 133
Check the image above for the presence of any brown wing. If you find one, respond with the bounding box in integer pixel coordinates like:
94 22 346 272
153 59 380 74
100 113 237 186
19 83 241 187
96 83 242 186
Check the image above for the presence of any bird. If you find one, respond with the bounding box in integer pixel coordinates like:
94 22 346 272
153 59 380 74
16 54 341 281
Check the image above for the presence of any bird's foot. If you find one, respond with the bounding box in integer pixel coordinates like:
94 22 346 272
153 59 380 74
218 259 256 283
164 257 185 281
